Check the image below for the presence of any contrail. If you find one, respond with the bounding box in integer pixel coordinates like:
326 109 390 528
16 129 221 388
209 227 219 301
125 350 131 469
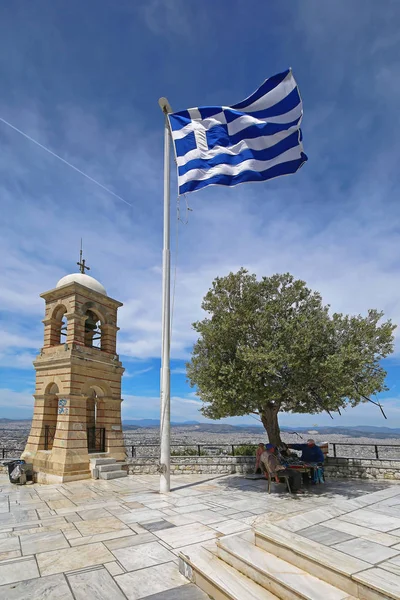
0 116 132 207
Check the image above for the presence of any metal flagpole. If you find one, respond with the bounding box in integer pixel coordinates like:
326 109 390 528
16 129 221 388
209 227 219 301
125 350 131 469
158 97 173 493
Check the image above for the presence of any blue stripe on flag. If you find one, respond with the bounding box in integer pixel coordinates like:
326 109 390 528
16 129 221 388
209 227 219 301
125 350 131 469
174 131 197 157
179 153 307 195
232 69 290 110
169 111 191 131
179 131 301 176
206 118 301 151
198 106 224 119
225 87 301 123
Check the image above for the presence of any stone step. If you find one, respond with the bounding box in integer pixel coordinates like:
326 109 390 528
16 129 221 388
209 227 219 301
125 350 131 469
99 470 127 480
217 531 357 600
90 458 116 466
255 524 400 600
98 463 127 473
179 544 279 600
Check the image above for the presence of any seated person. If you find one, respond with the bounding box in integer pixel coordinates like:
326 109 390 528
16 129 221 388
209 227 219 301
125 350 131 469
255 443 266 474
288 439 324 484
288 439 324 463
260 444 303 494
277 442 294 460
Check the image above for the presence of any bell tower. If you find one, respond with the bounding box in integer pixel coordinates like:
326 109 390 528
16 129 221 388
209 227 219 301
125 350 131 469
22 258 126 483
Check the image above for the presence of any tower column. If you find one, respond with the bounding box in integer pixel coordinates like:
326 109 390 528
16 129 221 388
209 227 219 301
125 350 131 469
100 324 119 354
33 394 91 484
65 313 87 346
22 394 47 460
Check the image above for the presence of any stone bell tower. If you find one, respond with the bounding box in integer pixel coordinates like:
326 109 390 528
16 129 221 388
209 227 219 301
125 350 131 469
22 256 126 483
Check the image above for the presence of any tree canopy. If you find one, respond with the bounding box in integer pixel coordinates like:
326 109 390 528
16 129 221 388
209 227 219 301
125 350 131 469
186 270 396 445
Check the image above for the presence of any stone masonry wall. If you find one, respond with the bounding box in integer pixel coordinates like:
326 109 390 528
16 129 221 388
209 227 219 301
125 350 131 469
325 457 400 481
126 456 256 475
127 456 400 480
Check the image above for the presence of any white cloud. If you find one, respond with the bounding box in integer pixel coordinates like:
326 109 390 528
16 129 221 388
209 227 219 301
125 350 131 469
1 1 400 424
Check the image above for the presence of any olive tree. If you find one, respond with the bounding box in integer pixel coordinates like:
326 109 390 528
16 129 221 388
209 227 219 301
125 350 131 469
187 270 395 445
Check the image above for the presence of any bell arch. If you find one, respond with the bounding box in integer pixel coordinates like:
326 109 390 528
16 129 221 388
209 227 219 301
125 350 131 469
43 382 59 450
49 304 68 346
80 305 105 349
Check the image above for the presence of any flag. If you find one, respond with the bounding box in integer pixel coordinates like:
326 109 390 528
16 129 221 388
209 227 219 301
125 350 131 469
168 69 307 196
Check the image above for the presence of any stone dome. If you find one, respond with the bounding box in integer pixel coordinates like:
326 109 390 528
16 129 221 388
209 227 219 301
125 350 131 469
56 273 107 296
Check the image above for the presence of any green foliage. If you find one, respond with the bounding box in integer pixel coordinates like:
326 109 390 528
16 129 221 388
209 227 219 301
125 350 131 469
234 444 258 456
186 269 396 442
170 447 206 456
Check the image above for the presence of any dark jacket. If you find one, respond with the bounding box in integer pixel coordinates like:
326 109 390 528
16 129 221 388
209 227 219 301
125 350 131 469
290 444 324 463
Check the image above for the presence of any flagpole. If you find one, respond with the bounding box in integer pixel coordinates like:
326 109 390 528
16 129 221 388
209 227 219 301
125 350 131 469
158 97 173 494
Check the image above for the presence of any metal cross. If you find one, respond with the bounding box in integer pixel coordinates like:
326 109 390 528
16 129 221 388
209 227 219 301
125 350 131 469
77 241 90 274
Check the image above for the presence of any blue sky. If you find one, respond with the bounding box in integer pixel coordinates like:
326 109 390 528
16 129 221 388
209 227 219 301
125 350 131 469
1 1 400 427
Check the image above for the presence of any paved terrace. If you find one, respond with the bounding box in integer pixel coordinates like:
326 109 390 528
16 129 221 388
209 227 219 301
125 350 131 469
0 474 398 599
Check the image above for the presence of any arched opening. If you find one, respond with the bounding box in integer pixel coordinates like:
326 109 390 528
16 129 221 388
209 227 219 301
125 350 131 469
50 306 68 346
86 387 105 453
43 382 59 450
84 310 102 349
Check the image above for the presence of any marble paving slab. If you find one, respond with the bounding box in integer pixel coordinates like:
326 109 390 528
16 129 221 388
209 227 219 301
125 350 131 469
380 554 400 576
154 522 219 549
36 542 114 576
105 560 125 576
333 536 400 564
0 536 20 553
104 531 156 550
118 509 165 524
68 528 139 547
210 518 252 535
353 566 400 598
322 517 400 547
338 508 400 532
171 503 213 515
299 524 355 546
143 583 210 599
112 540 176 571
140 520 176 532
0 556 39 586
21 530 70 555
77 508 112 521
67 566 126 599
115 561 188 600
0 573 73 599
75 516 129 536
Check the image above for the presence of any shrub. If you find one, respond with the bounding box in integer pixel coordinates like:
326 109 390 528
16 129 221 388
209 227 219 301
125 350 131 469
234 444 258 456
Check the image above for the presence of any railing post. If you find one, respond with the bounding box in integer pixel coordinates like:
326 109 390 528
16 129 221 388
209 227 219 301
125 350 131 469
2 448 4 459
197 445 201 457
375 445 379 459
232 445 235 456
333 443 337 458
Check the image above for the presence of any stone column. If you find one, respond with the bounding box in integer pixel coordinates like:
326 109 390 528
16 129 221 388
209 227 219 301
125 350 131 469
65 313 87 347
21 394 47 461
34 394 91 483
42 317 62 348
100 324 119 354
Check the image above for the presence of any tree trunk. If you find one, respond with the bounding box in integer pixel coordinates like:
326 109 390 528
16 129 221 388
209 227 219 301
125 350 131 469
260 404 282 446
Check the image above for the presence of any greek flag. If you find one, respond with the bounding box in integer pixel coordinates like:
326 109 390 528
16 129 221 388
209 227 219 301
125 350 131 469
168 69 307 195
